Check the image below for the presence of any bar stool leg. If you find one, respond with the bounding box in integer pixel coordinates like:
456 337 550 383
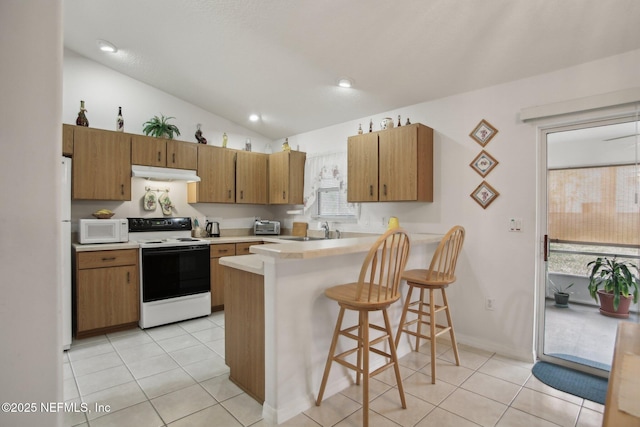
395 284 414 349
415 287 426 350
441 289 460 366
316 307 346 405
383 309 406 408
356 311 364 386
362 310 370 427
429 288 437 384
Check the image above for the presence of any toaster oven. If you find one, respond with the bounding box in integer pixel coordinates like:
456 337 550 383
254 220 280 235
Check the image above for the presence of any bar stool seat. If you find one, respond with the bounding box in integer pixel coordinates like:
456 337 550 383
316 228 411 427
395 225 465 384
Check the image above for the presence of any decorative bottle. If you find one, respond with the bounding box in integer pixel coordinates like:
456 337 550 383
245 138 252 151
76 100 89 127
116 106 124 132
369 119 373 133
282 137 291 152
357 124 363 135
397 115 401 127
222 132 228 148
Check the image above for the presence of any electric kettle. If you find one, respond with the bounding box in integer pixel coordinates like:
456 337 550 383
206 221 220 237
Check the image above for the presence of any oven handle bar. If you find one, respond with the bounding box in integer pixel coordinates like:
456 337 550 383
142 245 209 255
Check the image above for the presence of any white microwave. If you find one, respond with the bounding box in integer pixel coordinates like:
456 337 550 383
79 219 129 244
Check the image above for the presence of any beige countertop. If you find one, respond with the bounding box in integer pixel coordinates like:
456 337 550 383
72 242 140 252
219 255 265 275
250 233 443 260
71 234 443 259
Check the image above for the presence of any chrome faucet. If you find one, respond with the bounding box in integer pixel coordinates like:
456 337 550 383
321 222 330 239
335 229 341 239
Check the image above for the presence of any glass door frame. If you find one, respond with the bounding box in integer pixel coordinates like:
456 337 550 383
535 110 640 378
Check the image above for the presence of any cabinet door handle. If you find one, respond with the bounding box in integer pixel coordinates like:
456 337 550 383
127 271 130 283
383 184 387 196
228 190 232 199
157 152 161 162
101 257 116 261
220 249 228 253
121 184 125 195
369 185 373 196
240 190 244 200
172 153 176 164
282 191 286 200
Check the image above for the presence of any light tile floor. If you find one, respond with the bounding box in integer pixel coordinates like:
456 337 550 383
64 311 604 427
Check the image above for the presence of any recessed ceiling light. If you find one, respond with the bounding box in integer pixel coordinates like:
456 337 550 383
337 78 353 88
96 39 118 53
249 114 260 122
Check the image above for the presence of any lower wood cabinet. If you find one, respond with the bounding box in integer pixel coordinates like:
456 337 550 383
74 249 139 338
210 241 263 311
210 244 236 311
224 267 265 403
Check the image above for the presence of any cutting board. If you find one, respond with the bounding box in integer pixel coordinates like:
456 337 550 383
292 222 308 237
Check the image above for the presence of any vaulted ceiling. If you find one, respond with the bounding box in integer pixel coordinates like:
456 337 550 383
64 0 640 139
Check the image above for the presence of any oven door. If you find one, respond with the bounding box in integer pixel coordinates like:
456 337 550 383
141 245 210 302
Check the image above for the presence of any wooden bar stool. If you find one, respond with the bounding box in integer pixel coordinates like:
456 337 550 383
395 226 465 384
316 228 411 427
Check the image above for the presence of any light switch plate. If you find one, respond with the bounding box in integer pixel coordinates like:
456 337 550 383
509 218 523 232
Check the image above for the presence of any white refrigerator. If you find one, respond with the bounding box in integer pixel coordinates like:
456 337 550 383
61 157 72 350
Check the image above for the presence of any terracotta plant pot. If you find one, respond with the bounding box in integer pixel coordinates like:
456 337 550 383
597 290 633 318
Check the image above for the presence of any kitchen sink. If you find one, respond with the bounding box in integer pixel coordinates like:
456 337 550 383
278 236 327 241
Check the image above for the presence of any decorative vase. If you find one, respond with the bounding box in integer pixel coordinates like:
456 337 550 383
76 100 89 127
597 290 633 318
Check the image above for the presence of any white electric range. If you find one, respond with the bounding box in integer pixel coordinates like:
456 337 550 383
128 217 211 328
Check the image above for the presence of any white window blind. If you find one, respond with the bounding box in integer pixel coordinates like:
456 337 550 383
548 164 639 245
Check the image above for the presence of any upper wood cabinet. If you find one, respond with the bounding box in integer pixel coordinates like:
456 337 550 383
347 132 379 202
268 151 306 205
167 140 197 169
236 151 268 204
348 123 433 202
188 144 236 203
62 124 74 156
72 126 131 201
131 135 197 170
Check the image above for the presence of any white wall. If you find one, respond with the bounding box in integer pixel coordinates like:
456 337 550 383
0 1 63 426
286 49 640 361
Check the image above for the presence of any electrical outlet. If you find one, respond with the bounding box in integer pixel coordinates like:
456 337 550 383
485 298 496 311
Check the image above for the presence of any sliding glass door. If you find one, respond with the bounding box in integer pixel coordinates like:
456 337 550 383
539 115 639 375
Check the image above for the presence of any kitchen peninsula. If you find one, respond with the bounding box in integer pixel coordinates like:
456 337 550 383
220 233 443 424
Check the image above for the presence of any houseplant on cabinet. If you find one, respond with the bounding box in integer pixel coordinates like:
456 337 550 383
587 256 639 318
143 114 181 139
549 280 574 308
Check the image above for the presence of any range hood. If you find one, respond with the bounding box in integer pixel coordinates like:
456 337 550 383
131 165 201 182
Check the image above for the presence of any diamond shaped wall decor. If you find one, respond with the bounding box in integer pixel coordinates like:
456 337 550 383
471 181 499 209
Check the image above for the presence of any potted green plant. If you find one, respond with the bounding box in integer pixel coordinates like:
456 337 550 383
587 256 639 318
142 114 181 139
549 280 573 308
